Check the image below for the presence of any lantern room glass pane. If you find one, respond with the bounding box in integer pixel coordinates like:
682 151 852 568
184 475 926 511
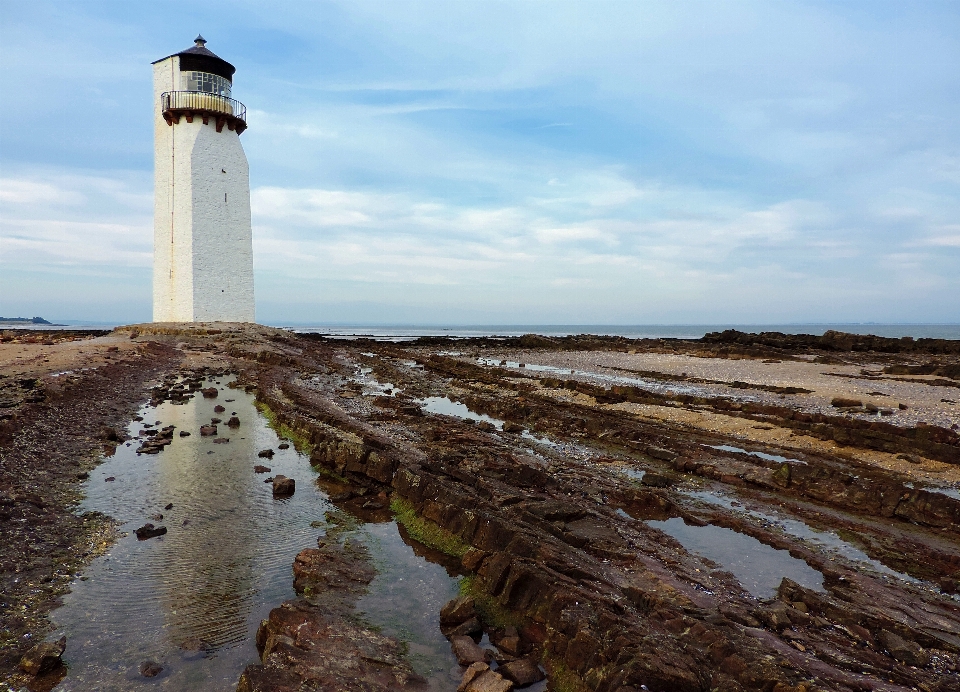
180 71 232 97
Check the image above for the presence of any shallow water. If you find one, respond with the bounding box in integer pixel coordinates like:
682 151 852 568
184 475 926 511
685 490 918 583
356 523 463 690
418 395 558 448
925 485 960 501
647 517 825 598
620 467 646 481
706 444 806 465
49 377 460 691
420 396 505 429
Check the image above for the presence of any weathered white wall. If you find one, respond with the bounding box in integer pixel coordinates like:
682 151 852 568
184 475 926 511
152 56 255 323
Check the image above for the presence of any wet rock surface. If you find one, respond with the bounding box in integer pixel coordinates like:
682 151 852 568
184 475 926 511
254 331 959 691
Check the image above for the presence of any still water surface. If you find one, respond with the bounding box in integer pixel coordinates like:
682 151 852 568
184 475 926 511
51 377 459 690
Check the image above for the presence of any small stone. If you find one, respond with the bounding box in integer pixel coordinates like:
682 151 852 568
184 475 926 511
201 387 218 398
273 475 296 497
831 397 863 408
164 503 173 510
139 660 163 677
19 636 66 675
211 417 222 424
200 425 217 436
179 430 191 437
135 523 167 540
213 437 230 444
104 476 115 482
258 449 275 458
227 416 241 428
214 405 225 413
254 465 271 473
278 442 290 449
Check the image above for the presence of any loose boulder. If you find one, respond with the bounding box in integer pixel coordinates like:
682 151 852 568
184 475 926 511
139 660 163 677
227 416 241 428
135 523 167 540
201 387 218 398
258 449 275 459
19 637 66 675
273 475 296 497
450 635 491 666
498 658 544 686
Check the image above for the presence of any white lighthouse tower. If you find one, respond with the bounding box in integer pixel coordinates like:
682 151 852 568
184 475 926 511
152 37 255 323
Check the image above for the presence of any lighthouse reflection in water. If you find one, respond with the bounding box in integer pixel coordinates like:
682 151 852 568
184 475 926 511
50 377 328 691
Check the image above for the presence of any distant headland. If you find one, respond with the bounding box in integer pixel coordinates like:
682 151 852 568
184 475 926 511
0 316 62 326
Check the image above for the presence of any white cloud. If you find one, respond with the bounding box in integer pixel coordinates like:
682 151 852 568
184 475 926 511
0 179 85 206
0 219 151 266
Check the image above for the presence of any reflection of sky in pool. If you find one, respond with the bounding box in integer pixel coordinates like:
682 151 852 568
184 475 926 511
707 444 806 465
685 490 918 583
50 378 466 691
647 517 825 598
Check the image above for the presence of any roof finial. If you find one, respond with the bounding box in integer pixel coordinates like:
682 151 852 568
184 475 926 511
195 35 206 47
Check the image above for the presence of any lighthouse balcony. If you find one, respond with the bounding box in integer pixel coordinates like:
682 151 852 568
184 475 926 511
161 91 247 134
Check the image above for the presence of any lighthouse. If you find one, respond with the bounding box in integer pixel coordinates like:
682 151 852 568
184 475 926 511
151 37 255 323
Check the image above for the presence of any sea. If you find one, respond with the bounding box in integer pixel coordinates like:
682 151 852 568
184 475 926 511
6 323 960 341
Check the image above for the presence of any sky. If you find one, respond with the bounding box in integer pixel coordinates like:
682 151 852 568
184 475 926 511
0 0 958 325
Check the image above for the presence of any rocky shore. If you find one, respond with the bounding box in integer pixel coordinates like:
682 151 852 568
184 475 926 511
2 325 959 691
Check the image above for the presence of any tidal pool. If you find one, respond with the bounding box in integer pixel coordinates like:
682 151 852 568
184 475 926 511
685 489 919 583
706 444 806 465
48 377 460 691
648 517 825 599
419 396 505 429
418 395 558 449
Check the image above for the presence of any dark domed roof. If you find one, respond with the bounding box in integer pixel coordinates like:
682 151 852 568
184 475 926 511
153 36 236 82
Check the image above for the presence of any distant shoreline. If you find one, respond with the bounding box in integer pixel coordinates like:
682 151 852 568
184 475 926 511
3 322 959 340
